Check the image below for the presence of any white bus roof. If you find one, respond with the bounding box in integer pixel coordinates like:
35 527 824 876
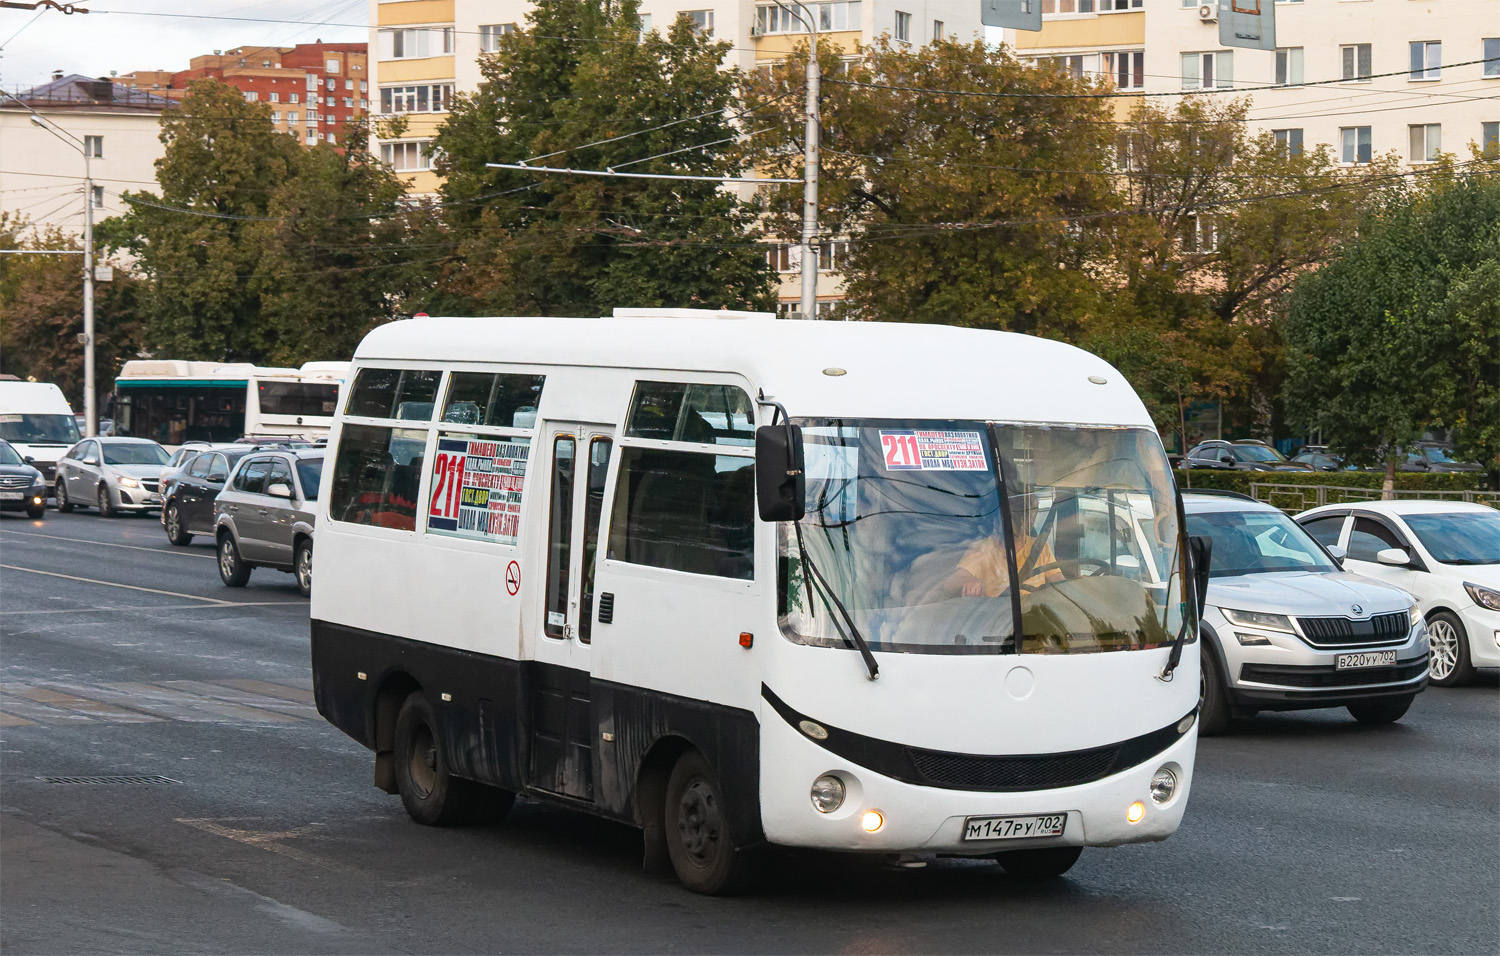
0 380 73 413
353 316 1153 427
117 360 346 383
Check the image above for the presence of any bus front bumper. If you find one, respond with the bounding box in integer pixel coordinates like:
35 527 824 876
758 710 1196 855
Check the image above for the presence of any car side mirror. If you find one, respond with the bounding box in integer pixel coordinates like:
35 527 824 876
82 456 98 465
1220 455 1235 465
1376 547 1410 567
23 456 35 464
1188 534 1213 621
267 481 293 499
1326 544 1348 564
755 423 805 522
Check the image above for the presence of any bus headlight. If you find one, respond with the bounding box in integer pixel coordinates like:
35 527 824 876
1149 767 1178 805
1126 802 1146 824
860 810 884 832
810 774 846 813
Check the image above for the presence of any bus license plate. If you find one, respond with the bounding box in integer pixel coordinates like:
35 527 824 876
962 813 1067 842
1336 650 1397 670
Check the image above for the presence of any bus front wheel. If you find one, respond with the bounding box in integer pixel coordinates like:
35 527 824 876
993 845 1083 879
394 691 478 826
663 750 760 895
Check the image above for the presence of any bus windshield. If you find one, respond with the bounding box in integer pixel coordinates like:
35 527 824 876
780 421 1184 656
0 413 80 445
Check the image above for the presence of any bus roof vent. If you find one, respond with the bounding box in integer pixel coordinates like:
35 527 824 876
611 308 774 321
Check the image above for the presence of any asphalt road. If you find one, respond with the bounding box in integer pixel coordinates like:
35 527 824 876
2 509 1497 955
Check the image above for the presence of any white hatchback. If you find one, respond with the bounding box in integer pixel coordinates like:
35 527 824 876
1295 501 1500 686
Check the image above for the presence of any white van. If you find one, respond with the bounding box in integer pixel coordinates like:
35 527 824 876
311 311 1204 894
0 381 80 488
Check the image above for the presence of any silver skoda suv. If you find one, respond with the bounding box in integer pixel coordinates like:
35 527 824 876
1183 492 1429 734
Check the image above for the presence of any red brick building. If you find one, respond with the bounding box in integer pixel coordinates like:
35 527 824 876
118 42 368 149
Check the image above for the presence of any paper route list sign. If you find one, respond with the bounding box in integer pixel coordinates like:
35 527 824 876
427 435 530 545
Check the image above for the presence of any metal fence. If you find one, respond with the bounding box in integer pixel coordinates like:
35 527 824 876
1248 482 1500 513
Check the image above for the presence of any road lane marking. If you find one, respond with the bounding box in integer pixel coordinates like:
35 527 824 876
109 682 301 723
212 679 316 704
0 529 215 559
5 686 162 722
1 565 240 605
175 818 362 876
0 601 303 616
0 710 36 726
159 680 318 719
0 692 95 724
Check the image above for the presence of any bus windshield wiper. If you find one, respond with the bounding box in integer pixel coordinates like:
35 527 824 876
793 521 879 681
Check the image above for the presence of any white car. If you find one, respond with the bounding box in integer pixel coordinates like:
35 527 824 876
1295 501 1500 686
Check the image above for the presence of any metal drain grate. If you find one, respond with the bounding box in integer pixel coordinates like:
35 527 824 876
38 774 181 786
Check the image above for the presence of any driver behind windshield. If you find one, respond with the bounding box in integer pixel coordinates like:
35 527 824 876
926 495 1065 600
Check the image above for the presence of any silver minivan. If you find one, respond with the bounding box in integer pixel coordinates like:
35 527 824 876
214 449 323 597
1183 492 1429 733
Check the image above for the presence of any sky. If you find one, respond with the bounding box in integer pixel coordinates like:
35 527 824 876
0 0 367 90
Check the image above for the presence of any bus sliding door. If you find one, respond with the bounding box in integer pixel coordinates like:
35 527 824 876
530 424 613 800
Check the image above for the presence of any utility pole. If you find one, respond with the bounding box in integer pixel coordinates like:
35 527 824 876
778 1 821 321
5 88 97 436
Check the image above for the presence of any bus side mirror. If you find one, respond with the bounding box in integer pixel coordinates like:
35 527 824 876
1188 534 1213 621
755 424 805 523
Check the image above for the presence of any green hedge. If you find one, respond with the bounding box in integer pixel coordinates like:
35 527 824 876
1175 469 1490 493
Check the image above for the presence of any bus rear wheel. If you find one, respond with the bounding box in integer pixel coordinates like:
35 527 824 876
993 845 1083 879
393 691 478 826
664 750 760 895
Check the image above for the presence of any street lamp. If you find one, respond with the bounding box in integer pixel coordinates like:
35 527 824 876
20 107 97 437
774 0 821 321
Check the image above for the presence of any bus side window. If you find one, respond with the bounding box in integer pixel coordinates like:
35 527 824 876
328 423 426 530
346 367 440 420
544 436 576 638
578 437 612 644
607 448 754 580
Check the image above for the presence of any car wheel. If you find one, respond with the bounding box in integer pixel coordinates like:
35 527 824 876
55 481 73 512
164 504 192 546
393 691 479 826
294 539 313 598
664 750 761 895
97 485 115 518
217 532 251 587
994 845 1083 878
1198 645 1231 736
26 501 44 519
1347 694 1416 725
1426 611 1475 687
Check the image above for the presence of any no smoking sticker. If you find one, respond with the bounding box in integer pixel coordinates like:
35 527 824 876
505 561 521 596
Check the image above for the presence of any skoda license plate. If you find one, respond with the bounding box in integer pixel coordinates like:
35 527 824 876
962 813 1067 842
1336 650 1397 670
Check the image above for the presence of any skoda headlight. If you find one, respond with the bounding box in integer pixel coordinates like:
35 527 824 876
1222 608 1295 634
1463 583 1500 612
117 476 140 489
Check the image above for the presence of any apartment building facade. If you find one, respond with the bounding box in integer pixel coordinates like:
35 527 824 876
118 42 370 150
1009 0 1500 163
370 0 986 312
0 74 174 239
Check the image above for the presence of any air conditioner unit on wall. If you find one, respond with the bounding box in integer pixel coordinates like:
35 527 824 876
1198 3 1217 20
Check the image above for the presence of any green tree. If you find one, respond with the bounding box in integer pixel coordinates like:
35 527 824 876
426 0 775 316
746 38 1120 333
0 215 144 406
1283 166 1500 493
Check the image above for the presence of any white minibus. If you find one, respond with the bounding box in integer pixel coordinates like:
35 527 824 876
311 311 1207 894
0 380 80 488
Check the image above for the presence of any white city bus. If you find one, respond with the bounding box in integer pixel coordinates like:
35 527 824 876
310 310 1204 894
114 360 349 444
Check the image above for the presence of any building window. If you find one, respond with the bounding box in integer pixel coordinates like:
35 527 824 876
1341 44 1372 81
1098 0 1141 9
1273 128 1303 155
290 92 300 104
90 185 103 208
244 91 258 102
479 22 516 52
306 130 316 144
1482 121 1499 154
894 10 911 42
306 73 319 89
933 19 943 40
1179 215 1216 253
1275 47 1303 86
383 27 454 60
682 10 714 35
269 91 279 103
1104 50 1144 89
325 96 334 106
381 140 433 172
1182 51 1233 89
271 110 282 123
83 135 103 157
380 84 454 114
1341 126 1372 163
288 111 298 123
767 243 793 272
818 239 849 273
325 78 334 90
345 78 353 90
360 99 368 109
1409 41 1441 81
755 2 861 35
327 131 337 144
1043 0 1098 12
325 58 339 73
359 80 367 92
1483 38 1500 78
1408 123 1440 162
